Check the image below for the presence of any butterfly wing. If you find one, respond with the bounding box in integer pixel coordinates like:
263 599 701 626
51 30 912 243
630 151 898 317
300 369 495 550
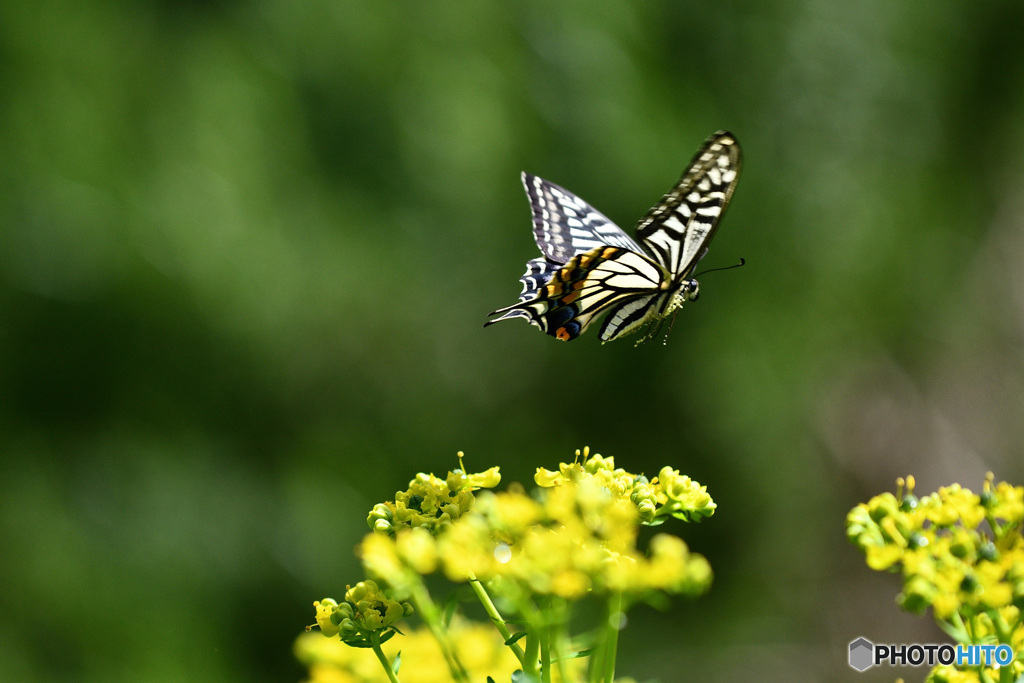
521 172 643 263
482 257 562 327
485 174 650 331
597 290 672 343
485 246 666 341
598 132 742 343
635 131 742 279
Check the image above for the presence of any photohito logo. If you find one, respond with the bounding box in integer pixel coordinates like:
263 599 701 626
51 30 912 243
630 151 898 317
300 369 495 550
848 637 1015 671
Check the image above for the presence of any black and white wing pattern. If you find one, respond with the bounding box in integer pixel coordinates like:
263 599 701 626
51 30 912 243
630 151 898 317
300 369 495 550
635 132 742 278
521 172 643 263
485 131 741 344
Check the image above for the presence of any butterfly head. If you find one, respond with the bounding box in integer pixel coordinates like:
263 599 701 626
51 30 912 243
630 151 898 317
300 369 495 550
681 277 700 302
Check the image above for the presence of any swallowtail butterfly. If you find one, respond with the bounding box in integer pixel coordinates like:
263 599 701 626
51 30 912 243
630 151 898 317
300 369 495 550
484 131 742 343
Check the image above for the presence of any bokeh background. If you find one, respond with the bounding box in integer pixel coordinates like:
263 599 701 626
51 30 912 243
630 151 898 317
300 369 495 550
2 1 1024 681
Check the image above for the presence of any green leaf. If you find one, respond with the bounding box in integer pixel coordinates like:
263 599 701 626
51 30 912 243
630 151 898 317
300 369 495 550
503 631 528 647
442 594 458 628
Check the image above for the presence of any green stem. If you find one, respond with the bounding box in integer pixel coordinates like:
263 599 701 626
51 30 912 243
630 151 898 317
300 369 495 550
540 621 552 683
938 610 970 644
515 596 546 681
370 632 402 683
588 617 606 683
601 592 623 683
989 608 1013 645
588 646 604 683
523 627 541 680
988 609 1015 683
409 581 470 682
549 598 571 683
468 571 527 667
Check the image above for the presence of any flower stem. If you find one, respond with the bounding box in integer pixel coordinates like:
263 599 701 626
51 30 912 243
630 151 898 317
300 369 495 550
409 581 470 682
370 632 402 683
523 628 541 680
989 610 1015 683
549 597 571 683
601 591 623 683
516 596 546 681
468 571 527 667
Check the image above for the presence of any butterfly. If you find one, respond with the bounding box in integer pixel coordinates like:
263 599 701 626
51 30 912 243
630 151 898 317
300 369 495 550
484 131 742 343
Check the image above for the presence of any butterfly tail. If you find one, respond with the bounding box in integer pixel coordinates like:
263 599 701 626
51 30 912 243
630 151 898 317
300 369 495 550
484 258 561 326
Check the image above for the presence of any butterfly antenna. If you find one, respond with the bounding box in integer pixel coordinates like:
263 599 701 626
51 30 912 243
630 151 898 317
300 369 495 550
695 257 746 278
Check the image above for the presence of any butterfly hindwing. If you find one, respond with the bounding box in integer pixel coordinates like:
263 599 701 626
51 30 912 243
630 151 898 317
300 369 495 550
484 257 562 326
636 132 741 277
597 292 669 342
486 246 666 341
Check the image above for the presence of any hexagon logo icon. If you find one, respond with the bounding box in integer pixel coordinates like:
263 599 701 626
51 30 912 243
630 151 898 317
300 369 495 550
849 637 874 671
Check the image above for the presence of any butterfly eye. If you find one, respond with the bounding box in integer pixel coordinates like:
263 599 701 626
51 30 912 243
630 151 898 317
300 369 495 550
685 279 700 301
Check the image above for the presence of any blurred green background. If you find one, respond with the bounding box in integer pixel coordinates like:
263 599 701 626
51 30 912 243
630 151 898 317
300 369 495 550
2 1 1023 681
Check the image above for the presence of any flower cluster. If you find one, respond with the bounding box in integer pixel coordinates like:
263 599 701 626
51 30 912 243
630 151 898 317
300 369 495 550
847 475 1024 682
313 581 413 647
304 448 715 683
535 449 716 525
437 449 714 600
367 457 501 536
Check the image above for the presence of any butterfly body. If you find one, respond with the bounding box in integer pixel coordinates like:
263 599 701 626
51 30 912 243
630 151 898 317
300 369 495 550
485 131 741 344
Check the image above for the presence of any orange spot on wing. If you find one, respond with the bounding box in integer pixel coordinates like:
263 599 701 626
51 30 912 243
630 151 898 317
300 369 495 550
555 327 572 341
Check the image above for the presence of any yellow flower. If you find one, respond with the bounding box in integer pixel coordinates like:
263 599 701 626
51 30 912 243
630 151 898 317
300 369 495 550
314 599 341 638
656 468 716 519
865 543 904 571
922 485 984 529
463 465 501 490
926 665 982 683
366 460 501 537
534 466 564 488
851 476 1024 682
304 448 716 682
358 533 420 600
437 463 713 603
974 559 1012 609
395 527 439 575
345 580 408 632
986 480 1024 525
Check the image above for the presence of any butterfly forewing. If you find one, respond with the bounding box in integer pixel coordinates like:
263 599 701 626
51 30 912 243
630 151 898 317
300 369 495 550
635 132 741 278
